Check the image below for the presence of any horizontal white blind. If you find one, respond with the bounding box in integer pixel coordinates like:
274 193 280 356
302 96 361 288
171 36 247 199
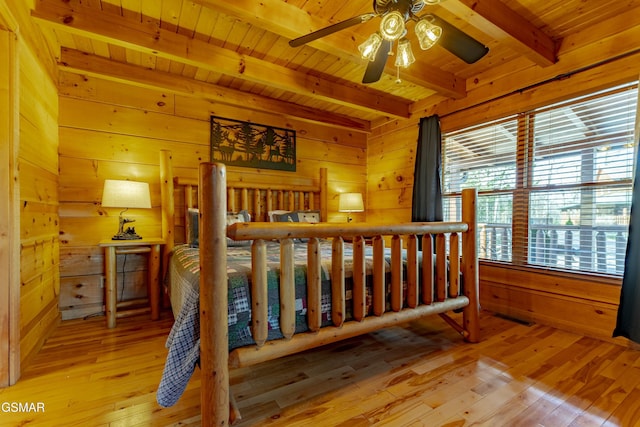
443 116 517 261
444 116 518 193
527 84 637 274
442 81 638 274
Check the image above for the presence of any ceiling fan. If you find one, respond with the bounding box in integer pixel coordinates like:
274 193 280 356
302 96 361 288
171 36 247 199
289 0 489 84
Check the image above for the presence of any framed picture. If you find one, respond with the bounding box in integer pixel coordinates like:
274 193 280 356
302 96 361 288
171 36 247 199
210 115 296 171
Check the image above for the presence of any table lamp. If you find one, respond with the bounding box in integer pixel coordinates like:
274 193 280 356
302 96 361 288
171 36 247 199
101 179 152 240
338 192 364 222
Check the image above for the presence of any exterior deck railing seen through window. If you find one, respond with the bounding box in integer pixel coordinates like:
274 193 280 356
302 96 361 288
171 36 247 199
478 222 628 275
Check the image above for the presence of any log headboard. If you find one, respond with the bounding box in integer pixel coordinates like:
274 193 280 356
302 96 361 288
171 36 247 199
159 150 328 254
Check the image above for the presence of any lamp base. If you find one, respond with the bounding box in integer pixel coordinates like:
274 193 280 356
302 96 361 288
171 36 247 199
111 227 143 240
111 234 143 240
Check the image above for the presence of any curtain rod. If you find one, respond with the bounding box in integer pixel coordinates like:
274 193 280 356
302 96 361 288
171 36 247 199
440 47 640 120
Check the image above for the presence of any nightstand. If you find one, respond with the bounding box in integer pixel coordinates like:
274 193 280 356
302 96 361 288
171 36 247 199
98 238 164 328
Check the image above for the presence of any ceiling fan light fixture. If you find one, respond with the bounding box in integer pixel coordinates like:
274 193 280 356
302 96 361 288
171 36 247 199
289 0 489 84
379 11 406 40
358 32 384 61
395 39 415 68
415 16 442 50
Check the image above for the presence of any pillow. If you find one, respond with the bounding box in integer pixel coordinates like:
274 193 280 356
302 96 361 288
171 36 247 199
274 211 298 223
226 210 251 225
274 210 321 223
186 208 251 247
226 210 252 247
267 209 291 222
296 210 321 223
187 208 199 248
274 210 321 242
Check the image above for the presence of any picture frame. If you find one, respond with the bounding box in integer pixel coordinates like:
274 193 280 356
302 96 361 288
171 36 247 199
210 115 296 171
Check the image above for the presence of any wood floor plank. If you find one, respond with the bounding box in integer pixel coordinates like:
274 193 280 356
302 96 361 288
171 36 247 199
599 387 640 426
1 311 639 426
445 373 535 425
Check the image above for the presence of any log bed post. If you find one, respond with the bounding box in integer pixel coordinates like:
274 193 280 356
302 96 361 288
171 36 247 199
199 162 229 426
461 188 480 343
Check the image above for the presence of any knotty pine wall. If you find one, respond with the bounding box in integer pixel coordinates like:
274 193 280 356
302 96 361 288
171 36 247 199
57 71 367 320
19 40 60 367
366 10 640 342
4 0 61 371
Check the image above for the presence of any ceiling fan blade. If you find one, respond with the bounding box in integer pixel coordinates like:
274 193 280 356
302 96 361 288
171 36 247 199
289 14 376 48
432 15 489 64
362 40 392 84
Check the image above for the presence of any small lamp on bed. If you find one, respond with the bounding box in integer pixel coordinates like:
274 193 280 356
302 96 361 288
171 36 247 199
339 192 364 222
101 179 152 240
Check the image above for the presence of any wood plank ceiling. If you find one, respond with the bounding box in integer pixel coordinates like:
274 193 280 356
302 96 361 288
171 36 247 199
31 0 640 133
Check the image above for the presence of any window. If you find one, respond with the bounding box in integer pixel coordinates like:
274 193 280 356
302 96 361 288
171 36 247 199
443 82 638 275
443 116 517 262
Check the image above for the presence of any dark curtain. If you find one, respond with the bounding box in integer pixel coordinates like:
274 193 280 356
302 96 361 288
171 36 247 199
411 115 443 250
613 139 640 342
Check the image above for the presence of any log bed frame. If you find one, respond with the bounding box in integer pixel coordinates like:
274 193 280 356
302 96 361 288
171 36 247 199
159 150 480 425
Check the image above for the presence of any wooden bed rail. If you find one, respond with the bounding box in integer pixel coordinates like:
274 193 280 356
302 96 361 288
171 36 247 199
194 160 478 427
229 297 469 368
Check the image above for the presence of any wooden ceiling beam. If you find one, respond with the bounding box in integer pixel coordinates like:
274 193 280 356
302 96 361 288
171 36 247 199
192 0 467 99
32 0 410 119
58 48 371 133
441 0 558 67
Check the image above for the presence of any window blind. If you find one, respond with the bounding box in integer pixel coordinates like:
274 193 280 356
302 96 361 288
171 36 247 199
443 82 638 275
526 84 637 274
443 116 518 262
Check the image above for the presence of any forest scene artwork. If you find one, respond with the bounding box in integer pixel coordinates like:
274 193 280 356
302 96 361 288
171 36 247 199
210 116 296 171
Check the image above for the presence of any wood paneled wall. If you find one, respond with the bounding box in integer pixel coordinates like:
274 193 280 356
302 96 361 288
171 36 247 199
2 0 61 372
19 43 60 366
366 10 640 342
367 120 418 224
57 72 367 320
0 18 19 388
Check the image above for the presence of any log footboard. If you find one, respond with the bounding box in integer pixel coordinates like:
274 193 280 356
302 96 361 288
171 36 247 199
197 162 479 426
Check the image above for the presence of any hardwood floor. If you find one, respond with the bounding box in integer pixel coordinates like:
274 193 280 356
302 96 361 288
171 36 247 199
1 310 640 426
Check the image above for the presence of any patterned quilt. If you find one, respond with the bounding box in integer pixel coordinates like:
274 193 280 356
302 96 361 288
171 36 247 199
158 240 389 407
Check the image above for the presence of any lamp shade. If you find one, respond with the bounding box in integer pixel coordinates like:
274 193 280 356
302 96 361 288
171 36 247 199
358 32 383 61
379 11 405 41
395 39 415 68
415 16 442 50
101 179 151 209
338 192 364 213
